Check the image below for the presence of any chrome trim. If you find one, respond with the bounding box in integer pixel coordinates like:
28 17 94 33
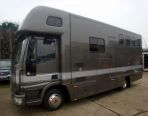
48 93 62 108
72 65 142 78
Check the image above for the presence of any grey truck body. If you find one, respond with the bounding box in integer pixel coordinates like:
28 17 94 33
10 6 143 106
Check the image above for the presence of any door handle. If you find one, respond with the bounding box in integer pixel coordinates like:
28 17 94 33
75 62 84 67
51 75 58 80
110 78 115 80
110 76 115 80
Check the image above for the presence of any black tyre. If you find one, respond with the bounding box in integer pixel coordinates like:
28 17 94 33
43 89 64 111
120 79 127 90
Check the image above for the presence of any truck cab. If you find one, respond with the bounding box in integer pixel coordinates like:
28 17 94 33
10 6 71 110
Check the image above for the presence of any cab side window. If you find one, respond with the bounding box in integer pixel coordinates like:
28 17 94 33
37 38 56 63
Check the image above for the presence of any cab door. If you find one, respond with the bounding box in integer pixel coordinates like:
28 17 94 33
24 34 61 86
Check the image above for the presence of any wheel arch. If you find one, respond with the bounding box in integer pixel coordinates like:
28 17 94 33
125 76 131 87
41 83 71 103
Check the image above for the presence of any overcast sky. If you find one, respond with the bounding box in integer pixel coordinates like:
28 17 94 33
0 0 147 48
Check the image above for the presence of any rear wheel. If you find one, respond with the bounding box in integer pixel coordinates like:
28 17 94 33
43 89 64 111
120 79 127 90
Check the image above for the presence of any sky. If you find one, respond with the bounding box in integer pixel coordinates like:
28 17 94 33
0 0 148 48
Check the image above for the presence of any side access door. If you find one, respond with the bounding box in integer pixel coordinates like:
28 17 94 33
143 53 148 70
108 36 118 89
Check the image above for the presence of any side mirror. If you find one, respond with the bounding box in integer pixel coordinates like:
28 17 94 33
26 57 36 76
26 39 36 76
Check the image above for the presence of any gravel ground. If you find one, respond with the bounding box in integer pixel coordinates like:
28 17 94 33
0 73 148 116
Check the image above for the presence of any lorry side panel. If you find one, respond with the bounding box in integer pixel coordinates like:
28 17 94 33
70 14 142 99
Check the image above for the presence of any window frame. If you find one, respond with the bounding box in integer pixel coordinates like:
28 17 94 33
119 34 124 45
125 35 131 46
89 37 105 53
36 37 56 64
46 16 63 27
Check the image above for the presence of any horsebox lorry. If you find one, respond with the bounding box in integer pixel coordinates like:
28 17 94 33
10 6 143 110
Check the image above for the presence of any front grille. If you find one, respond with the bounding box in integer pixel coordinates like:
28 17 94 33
25 89 42 100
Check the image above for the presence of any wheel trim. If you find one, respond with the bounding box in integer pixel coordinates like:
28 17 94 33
48 94 62 108
123 81 127 88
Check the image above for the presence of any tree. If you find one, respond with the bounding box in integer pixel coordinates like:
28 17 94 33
0 22 19 59
0 22 18 31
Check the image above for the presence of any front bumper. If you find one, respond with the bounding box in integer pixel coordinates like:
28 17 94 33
12 93 42 106
13 94 25 106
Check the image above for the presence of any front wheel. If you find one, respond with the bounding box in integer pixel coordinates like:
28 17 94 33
43 89 64 111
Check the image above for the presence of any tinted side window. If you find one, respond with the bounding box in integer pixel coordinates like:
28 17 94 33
37 38 56 63
89 37 105 53
46 16 62 27
135 39 141 47
131 37 135 47
119 34 124 45
125 36 130 46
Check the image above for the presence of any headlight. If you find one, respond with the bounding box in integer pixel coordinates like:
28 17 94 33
13 94 25 105
14 97 23 105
